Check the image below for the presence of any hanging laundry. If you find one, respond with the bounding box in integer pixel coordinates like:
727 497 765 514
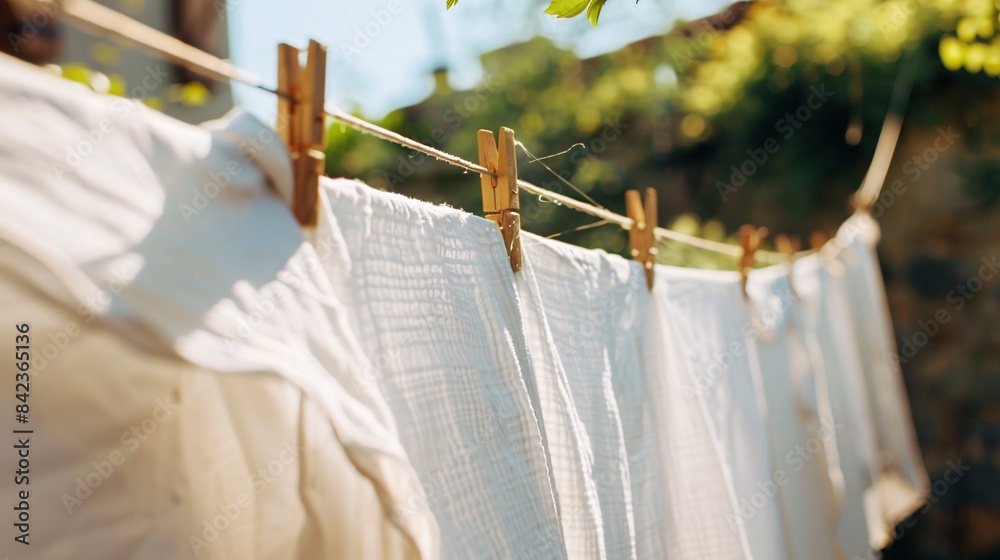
0 35 934 560
835 213 929 548
642 266 755 559
0 52 437 560
518 234 640 560
654 264 790 560
745 265 848 560
515 237 614 560
315 178 567 560
793 253 884 557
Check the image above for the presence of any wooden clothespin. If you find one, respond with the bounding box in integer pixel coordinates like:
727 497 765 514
738 225 768 298
625 188 658 290
775 233 801 297
810 230 828 252
277 40 328 227
477 127 522 272
810 228 845 272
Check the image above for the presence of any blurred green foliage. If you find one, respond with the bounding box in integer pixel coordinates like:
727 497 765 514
58 58 211 111
330 0 1000 266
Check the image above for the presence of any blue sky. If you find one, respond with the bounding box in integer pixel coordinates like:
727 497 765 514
227 0 729 122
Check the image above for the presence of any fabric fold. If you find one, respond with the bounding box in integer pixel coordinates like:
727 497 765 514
835 213 929 547
315 178 567 560
793 253 884 557
0 52 437 559
519 233 639 560
745 265 847 560
641 265 755 559
516 238 611 560
655 264 789 560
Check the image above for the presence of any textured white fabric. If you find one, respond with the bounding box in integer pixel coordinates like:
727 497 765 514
793 255 883 558
836 213 928 546
1 47 928 560
519 234 639 560
655 264 789 560
316 178 567 560
746 266 846 560
645 268 754 559
0 52 437 559
516 237 611 560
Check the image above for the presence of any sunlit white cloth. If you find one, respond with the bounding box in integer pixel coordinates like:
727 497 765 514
516 237 613 560
641 266 754 559
793 253 883 558
746 265 846 560
835 213 929 548
654 264 788 560
519 234 640 560
315 178 567 560
0 52 437 560
0 261 427 560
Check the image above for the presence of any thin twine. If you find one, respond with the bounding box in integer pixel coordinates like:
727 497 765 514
514 141 604 209
546 219 613 240
525 143 585 162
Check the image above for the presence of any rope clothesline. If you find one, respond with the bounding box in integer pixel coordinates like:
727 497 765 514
60 0 777 262
324 104 637 229
326 103 753 259
853 57 915 210
60 0 906 266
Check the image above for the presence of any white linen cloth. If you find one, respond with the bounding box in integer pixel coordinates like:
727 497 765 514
314 179 567 560
517 233 752 560
745 266 846 560
515 236 614 560
793 254 883 557
655 265 788 560
0 52 437 559
519 234 639 560
0 259 425 560
644 268 754 559
835 213 929 547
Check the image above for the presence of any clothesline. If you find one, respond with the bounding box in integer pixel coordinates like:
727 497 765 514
852 57 914 210
0 41 931 559
59 0 780 263
59 0 905 266
325 102 756 258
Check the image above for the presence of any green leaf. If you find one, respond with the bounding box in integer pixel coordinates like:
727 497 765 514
447 0 604 23
586 0 606 26
544 0 590 19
